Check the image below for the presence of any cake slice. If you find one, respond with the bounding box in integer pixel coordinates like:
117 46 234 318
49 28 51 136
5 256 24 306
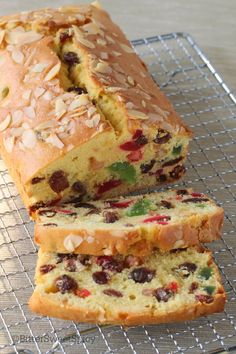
0 4 191 212
34 189 224 255
29 247 226 325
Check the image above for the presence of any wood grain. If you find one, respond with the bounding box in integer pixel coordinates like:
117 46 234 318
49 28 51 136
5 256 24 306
1 0 235 92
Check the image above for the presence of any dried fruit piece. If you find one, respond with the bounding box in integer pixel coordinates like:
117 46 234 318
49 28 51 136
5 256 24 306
162 156 183 167
153 129 171 144
199 267 213 280
40 264 56 274
129 267 155 283
189 282 199 293
72 181 86 196
31 177 45 184
160 200 173 209
127 149 143 162
75 288 91 298
172 145 182 156
38 209 56 218
167 281 178 293
67 86 87 94
154 287 172 302
182 198 209 204
103 211 119 223
103 289 123 297
97 179 122 195
124 255 143 268
56 253 78 264
63 51 80 65
143 215 171 224
74 202 96 209
195 294 214 304
126 199 154 217
60 30 72 43
49 170 69 193
64 258 77 272
96 256 124 273
92 271 110 284
204 286 216 295
120 134 147 151
108 162 136 184
55 274 78 293
169 165 185 179
174 262 197 278
108 200 133 208
176 189 189 195
140 159 156 173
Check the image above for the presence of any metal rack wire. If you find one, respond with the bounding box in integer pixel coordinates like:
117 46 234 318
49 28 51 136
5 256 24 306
0 32 236 354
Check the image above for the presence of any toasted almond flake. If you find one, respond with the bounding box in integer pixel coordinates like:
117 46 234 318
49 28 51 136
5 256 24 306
22 129 37 148
0 30 6 46
117 95 123 102
44 63 61 81
55 98 67 118
82 22 101 35
105 86 124 93
69 95 89 111
12 110 23 124
22 122 30 129
0 57 6 66
35 120 55 131
140 71 146 78
142 100 146 108
148 113 163 122
152 104 169 118
85 113 100 128
112 50 122 57
31 62 48 73
31 99 36 107
128 109 149 120
106 35 115 44
73 25 95 48
23 73 30 83
6 30 43 46
6 45 14 52
4 136 15 153
113 62 124 73
120 43 134 53
67 143 74 151
100 52 108 60
34 87 45 98
95 62 112 74
24 106 35 119
11 127 24 137
87 235 94 243
127 75 135 86
2 87 9 99
12 50 24 64
42 91 52 101
46 133 64 149
64 234 83 252
22 89 31 100
126 102 134 109
88 106 97 118
114 72 126 84
0 114 11 132
96 38 107 46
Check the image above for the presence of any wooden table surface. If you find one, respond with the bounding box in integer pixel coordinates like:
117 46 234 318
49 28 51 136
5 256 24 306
1 0 235 93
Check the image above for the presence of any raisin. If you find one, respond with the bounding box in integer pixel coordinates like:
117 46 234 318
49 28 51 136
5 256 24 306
55 274 78 294
176 189 189 195
78 255 91 266
169 165 186 179
195 294 214 304
49 170 69 193
103 211 119 223
182 198 209 204
60 31 72 43
65 259 76 272
85 208 101 216
189 282 199 293
96 256 124 273
68 86 87 94
174 262 197 277
92 271 110 284
103 289 123 297
153 129 171 144
74 202 96 209
72 181 86 196
56 253 78 264
140 159 156 173
157 174 167 182
38 209 56 218
154 287 172 302
162 156 183 167
31 177 45 184
40 264 56 274
160 200 173 209
129 267 155 283
135 134 148 146
63 51 80 66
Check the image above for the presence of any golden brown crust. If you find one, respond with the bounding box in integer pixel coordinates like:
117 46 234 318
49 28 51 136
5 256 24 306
29 290 225 325
34 207 224 255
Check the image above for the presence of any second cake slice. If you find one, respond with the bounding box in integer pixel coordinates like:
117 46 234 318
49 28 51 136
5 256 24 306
35 188 224 255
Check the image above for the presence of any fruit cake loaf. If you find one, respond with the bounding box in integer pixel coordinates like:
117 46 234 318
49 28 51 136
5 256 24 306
0 3 192 212
35 189 224 256
29 247 226 325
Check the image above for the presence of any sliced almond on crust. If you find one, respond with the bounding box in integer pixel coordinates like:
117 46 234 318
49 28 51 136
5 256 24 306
63 234 83 252
46 133 64 149
0 114 11 132
3 136 15 153
120 43 134 54
11 50 24 64
128 109 149 120
22 129 37 149
44 63 61 81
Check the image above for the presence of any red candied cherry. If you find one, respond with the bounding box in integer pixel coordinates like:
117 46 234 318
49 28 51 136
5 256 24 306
127 149 143 162
75 288 91 298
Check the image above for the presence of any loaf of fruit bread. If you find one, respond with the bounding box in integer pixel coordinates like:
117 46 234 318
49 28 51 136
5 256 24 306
29 246 225 325
0 3 192 212
34 188 224 255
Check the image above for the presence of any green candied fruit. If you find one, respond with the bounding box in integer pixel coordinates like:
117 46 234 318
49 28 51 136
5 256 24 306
204 286 216 295
126 199 153 217
172 145 182 156
108 162 136 184
199 267 213 280
196 203 207 208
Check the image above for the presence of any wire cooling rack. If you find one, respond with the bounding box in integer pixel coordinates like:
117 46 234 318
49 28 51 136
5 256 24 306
0 32 236 354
